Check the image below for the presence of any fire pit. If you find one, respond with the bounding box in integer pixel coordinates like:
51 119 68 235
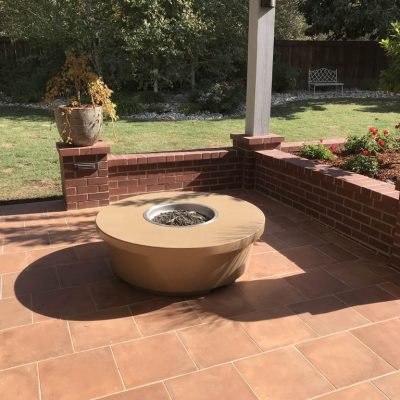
96 192 265 295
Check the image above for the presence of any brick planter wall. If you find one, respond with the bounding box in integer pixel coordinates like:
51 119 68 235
57 136 399 264
57 144 244 210
255 149 400 258
107 148 244 203
391 182 400 267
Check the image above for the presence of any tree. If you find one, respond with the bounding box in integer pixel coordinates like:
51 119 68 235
299 0 400 40
275 0 307 40
380 22 400 92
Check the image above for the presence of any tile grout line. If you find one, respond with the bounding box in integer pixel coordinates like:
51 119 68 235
348 329 399 371
109 345 127 391
36 362 42 400
308 371 399 400
292 345 337 391
174 331 200 370
231 362 262 400
162 381 175 400
370 378 395 400
65 321 76 353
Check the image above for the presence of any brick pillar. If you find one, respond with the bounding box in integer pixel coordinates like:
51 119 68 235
231 133 284 189
57 142 110 210
390 181 400 268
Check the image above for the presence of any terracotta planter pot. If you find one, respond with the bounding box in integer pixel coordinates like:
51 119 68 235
54 105 103 147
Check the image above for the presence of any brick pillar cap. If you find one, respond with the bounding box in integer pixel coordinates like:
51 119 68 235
57 141 111 157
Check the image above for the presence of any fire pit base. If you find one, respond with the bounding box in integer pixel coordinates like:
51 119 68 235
96 192 265 296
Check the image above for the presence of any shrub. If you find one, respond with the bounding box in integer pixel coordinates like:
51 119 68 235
343 155 379 177
138 91 166 104
344 133 380 155
380 22 400 92
272 62 301 92
113 94 144 116
191 81 245 114
299 144 333 160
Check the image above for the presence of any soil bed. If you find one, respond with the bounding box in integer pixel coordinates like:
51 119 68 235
152 210 211 226
295 150 399 184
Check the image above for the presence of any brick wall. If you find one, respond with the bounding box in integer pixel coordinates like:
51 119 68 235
57 142 110 210
390 182 400 267
57 143 244 209
107 148 244 203
255 149 400 258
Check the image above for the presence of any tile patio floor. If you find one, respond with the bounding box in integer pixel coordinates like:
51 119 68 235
1 190 400 400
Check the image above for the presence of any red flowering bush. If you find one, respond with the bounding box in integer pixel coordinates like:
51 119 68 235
345 126 399 155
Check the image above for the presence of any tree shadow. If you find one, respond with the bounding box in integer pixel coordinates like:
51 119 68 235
0 106 52 122
271 98 400 121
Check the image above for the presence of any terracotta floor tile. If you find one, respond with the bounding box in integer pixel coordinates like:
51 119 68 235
316 382 388 400
352 319 400 369
247 251 303 278
112 332 196 388
286 269 350 299
188 284 256 322
0 320 72 369
337 286 400 322
235 347 333 400
69 307 141 351
252 234 290 254
275 229 325 247
297 332 394 388
178 319 260 368
31 287 96 321
73 241 109 260
57 258 113 288
0 296 32 330
323 261 387 289
237 278 306 310
373 372 400 400
2 233 51 254
90 279 153 309
289 296 369 335
316 243 359 263
27 246 78 269
380 282 400 299
98 383 171 400
166 364 258 400
0 252 28 274
280 246 336 270
2 267 59 298
239 307 316 350
134 301 202 336
39 347 123 400
0 364 39 400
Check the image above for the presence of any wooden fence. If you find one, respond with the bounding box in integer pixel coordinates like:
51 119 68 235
274 40 388 89
0 38 388 89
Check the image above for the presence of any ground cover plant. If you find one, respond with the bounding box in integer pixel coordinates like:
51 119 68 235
0 98 399 201
299 125 400 182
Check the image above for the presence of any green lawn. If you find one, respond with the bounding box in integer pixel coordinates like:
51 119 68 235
0 98 399 201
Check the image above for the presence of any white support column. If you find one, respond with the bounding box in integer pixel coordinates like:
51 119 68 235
245 0 275 136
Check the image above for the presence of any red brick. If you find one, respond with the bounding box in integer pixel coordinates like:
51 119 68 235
78 200 99 209
87 177 108 185
66 194 88 202
66 188 76 196
88 192 109 201
77 186 99 194
65 179 87 188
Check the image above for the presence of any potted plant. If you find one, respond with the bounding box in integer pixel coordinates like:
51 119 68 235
45 51 117 146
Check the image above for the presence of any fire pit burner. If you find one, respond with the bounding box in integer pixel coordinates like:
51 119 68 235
144 203 217 227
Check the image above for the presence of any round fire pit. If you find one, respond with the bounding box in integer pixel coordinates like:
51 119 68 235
96 192 265 296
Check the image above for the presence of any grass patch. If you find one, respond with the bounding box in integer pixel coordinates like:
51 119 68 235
0 98 399 201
